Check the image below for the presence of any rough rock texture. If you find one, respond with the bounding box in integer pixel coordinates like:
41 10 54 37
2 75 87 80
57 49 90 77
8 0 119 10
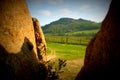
0 0 48 80
32 18 47 62
0 0 37 55
75 0 120 80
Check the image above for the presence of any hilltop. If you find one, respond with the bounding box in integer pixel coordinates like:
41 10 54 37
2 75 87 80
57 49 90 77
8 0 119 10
42 18 101 36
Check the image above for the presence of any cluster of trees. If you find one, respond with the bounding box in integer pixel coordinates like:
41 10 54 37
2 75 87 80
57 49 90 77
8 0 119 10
45 35 92 45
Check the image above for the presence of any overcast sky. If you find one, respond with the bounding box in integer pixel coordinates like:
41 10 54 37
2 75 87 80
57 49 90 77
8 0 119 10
26 0 112 26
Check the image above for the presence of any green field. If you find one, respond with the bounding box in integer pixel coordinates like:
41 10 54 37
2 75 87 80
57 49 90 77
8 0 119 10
45 35 92 45
45 29 98 45
46 42 87 80
45 29 98 80
47 42 86 60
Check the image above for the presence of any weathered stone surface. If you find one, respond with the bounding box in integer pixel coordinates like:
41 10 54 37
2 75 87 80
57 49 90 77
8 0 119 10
0 0 48 79
75 0 120 80
0 0 37 55
32 18 47 62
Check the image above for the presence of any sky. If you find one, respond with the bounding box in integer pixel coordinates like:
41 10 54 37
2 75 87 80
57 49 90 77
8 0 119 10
26 0 112 26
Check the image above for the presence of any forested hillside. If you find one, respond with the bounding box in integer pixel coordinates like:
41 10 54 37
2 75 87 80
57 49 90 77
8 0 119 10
42 18 101 36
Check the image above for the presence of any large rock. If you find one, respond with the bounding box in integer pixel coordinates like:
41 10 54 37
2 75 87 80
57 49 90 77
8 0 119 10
0 0 47 80
0 0 37 55
32 18 47 62
75 0 120 80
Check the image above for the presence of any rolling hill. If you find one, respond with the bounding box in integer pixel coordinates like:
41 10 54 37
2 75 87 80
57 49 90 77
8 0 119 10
42 18 101 36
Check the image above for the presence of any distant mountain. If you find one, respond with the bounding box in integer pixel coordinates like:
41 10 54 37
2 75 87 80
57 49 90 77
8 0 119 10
42 18 101 35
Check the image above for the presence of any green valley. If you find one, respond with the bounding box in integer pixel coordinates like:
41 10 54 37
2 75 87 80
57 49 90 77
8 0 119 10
42 17 101 80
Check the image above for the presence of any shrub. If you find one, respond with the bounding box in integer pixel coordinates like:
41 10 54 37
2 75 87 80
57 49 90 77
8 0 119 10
47 59 67 80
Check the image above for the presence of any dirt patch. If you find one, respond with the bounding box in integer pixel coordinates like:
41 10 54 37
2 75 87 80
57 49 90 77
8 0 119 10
47 49 56 61
68 59 84 65
59 59 84 80
46 47 84 80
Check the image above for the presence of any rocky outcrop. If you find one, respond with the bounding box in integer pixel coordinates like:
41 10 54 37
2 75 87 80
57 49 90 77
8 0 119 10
0 37 47 80
32 18 47 62
76 0 120 80
0 0 37 55
75 0 120 80
0 0 47 80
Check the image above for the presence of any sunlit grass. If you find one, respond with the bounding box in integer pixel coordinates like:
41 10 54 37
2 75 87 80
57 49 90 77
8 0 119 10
46 42 86 80
46 42 86 60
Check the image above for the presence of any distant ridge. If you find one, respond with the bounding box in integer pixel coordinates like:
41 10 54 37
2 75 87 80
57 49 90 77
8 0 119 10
42 17 101 35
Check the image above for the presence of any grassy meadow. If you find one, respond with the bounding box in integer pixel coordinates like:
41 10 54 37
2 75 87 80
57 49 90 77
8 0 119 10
46 42 86 60
45 29 99 80
46 42 87 80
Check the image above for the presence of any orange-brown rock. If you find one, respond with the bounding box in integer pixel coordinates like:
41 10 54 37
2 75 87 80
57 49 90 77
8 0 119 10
0 0 47 79
32 18 47 62
0 0 37 55
75 0 120 80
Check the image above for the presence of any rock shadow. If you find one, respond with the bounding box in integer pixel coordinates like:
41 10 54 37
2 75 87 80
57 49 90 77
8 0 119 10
0 37 47 80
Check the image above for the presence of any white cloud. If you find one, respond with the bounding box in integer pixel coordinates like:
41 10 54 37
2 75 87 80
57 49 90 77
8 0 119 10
79 5 92 10
48 0 64 4
40 10 51 16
